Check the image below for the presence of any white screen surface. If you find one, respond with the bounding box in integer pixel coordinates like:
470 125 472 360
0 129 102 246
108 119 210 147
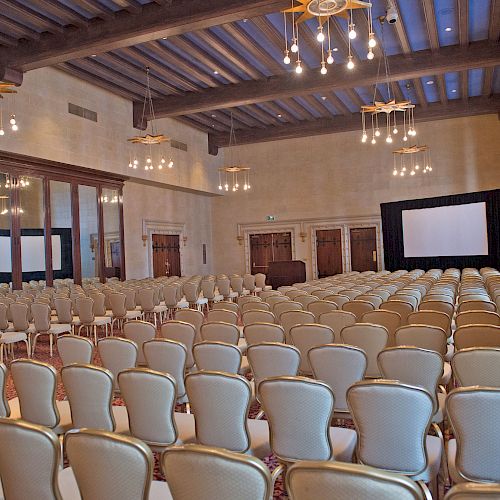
402 202 488 257
0 235 62 272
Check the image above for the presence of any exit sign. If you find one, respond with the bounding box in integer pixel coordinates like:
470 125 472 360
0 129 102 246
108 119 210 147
266 215 276 222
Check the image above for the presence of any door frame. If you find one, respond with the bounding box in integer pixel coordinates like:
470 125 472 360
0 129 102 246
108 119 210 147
143 219 186 278
346 223 383 273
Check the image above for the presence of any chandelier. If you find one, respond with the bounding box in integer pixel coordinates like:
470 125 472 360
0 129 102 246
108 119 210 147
3 174 30 189
0 83 19 135
282 0 376 74
218 114 251 193
127 68 173 171
392 145 433 177
360 22 416 145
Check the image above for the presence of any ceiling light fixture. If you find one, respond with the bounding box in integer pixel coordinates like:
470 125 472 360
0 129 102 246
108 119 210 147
393 145 433 177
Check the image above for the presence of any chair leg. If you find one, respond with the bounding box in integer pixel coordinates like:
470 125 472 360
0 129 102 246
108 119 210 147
432 422 449 488
49 334 54 357
417 481 434 500
271 464 285 493
0 344 3 363
31 333 39 357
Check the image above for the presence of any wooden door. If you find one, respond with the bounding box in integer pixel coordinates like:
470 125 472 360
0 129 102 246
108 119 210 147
152 234 181 278
249 232 292 275
350 227 378 272
316 229 343 278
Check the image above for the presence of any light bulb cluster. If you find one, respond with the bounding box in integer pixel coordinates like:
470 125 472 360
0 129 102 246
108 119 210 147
361 106 416 146
392 146 433 178
218 168 251 193
102 194 119 204
3 175 30 189
0 111 19 136
128 153 174 171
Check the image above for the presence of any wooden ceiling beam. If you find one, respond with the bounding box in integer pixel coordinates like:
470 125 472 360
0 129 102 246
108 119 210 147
327 92 352 116
142 42 498 119
0 1 64 34
175 115 214 135
76 0 115 21
209 95 500 147
421 0 440 51
461 70 469 101
227 108 266 128
436 74 448 105
112 0 143 15
34 0 89 28
457 0 469 47
0 0 289 71
482 67 494 97
489 0 500 42
0 14 41 41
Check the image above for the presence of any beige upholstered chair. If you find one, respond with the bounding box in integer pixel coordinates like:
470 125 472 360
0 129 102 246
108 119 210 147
380 300 415 325
340 289 362 300
457 300 496 314
160 320 196 369
54 296 80 331
244 323 285 346
212 300 239 314
419 300 454 318
342 300 376 321
185 371 270 458
308 344 367 418
307 300 338 321
361 309 401 347
456 311 500 327
290 324 334 375
446 387 500 484
123 320 156 366
137 287 166 327
311 290 335 300
286 461 425 500
65 428 171 499
408 310 452 337
57 334 94 366
454 325 500 350
118 368 196 452
369 289 391 301
238 295 261 310
259 376 357 478
143 338 188 403
200 321 239 345
109 292 143 332
356 294 384 309
9 359 72 434
183 281 208 311
76 296 111 344
207 308 238 325
31 302 72 357
216 278 238 301
347 380 442 497
174 308 204 344
390 293 418 309
230 276 245 297
280 310 315 344
97 336 138 391
193 341 242 374
0 304 29 362
452 348 500 387
265 295 290 310
395 324 448 357
318 310 356 338
444 483 500 499
200 279 220 308
341 323 388 377
242 309 275 326
286 290 307 300
61 363 129 432
260 290 279 300
324 294 351 308
162 444 272 500
294 294 319 309
0 363 8 418
241 301 271 313
0 418 79 500
274 300 303 320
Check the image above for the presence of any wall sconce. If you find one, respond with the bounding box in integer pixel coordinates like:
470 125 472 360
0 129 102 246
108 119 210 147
183 236 188 246
236 235 244 246
299 232 307 242
142 235 148 247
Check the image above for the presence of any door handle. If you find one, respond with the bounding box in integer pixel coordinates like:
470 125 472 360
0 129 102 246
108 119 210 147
372 250 377 262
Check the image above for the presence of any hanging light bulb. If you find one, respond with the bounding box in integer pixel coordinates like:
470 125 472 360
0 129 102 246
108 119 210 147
386 135 393 143
326 50 334 65
243 183 248 191
146 157 152 164
393 169 398 176
9 115 16 125
11 124 18 132
161 157 166 164
403 135 408 142
290 39 298 53
348 25 357 39
144 165 148 171
316 27 325 42
224 183 229 191
168 159 174 168
158 163 163 169
415 164 420 170
410 170 415 176
361 132 367 143
295 60 303 74
400 171 405 177
320 62 327 75
393 127 398 134
0 129 4 136
133 158 138 166
368 34 377 48
347 56 354 70
218 184 223 190
402 166 407 172
374 128 381 137
128 162 133 168
371 138 376 145
367 49 374 60
283 50 291 65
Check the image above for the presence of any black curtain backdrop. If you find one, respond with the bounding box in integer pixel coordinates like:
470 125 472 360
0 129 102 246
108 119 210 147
381 189 500 271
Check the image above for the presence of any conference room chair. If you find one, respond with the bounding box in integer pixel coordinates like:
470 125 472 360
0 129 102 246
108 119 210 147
390 293 419 310
118 368 196 451
380 300 415 325
174 308 204 344
355 294 384 309
457 293 491 304
137 288 164 327
306 300 338 321
361 309 401 347
286 461 426 500
123 320 156 366
242 309 276 326
341 324 388 378
369 289 392 301
293 294 319 309
207 308 238 325
61 363 129 433
259 290 280 300
259 376 357 483
108 292 143 333
185 371 271 459
419 300 455 319
318 310 356 339
0 304 30 363
162 444 272 500
230 276 246 297
408 310 452 338
323 294 351 308
238 294 261 310
451 348 500 387
457 299 497 314
243 274 259 296
65 428 171 499
216 277 238 301
446 387 500 484
241 301 271 313
183 281 208 312
342 300 376 321
290 324 334 375
243 323 285 346
161 320 197 369
456 310 500 327
0 418 80 500
347 380 442 498
193 341 242 374
200 321 239 345
9 359 72 435
57 334 94 366
53 296 80 333
444 483 500 499
274 300 303 320
454 324 500 350
340 289 362 300
265 295 290 311
76 296 111 344
97 336 138 392
311 289 335 300
308 344 367 420
255 273 271 292
280 310 315 344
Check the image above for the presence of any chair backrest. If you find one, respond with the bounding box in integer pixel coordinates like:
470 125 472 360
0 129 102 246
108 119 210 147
0 418 63 500
0 303 8 331
185 371 251 452
361 310 401 347
280 310 316 344
10 359 60 428
238 295 260 311
294 294 319 309
0 363 8 418
318 310 356 338
323 294 350 308
242 309 275 326
444 483 500 499
452 348 500 387
123 321 156 365
201 280 215 301
118 368 178 448
418 300 454 318
395 325 448 356
207 308 238 325
347 380 433 476
458 300 496 314
407 310 451 336
380 300 414 325
183 281 200 303
286 461 425 500
447 387 500 482
230 276 244 294
162 444 272 500
160 320 196 368
10 302 30 331
76 296 95 324
307 300 338 321
255 273 267 289
57 335 93 366
163 285 179 307
454 324 500 350
308 344 367 414
54 297 73 324
265 295 289 308
109 293 127 318
174 308 204 344
122 288 137 310
65 429 154 500
244 322 285 346
243 274 257 292
340 289 361 300
356 294 384 309
91 292 107 317
97 337 138 390
241 301 270 313
377 347 443 414
456 310 500 327
259 376 334 462
390 294 418 309
216 278 231 297
290 324 334 375
342 300 376 321
341 324 388 377
200 321 239 345
193 341 242 374
61 364 116 431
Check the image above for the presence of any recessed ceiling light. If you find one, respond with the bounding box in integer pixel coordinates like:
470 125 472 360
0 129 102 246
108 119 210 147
277 114 282 117
451 89 457 93
212 124 215 127
91 54 97 57
162 37 167 40
243 18 248 22
321 96 327 100
211 114 216 117
445 27 452 32
426 80 434 85
213 71 219 75
332 47 339 52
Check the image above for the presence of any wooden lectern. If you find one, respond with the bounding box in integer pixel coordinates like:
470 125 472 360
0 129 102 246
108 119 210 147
267 260 306 289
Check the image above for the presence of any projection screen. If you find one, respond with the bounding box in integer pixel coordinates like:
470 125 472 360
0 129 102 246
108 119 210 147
402 202 488 257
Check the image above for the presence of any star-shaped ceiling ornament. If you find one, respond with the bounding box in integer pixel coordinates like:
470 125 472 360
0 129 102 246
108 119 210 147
284 0 372 24
361 100 415 115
